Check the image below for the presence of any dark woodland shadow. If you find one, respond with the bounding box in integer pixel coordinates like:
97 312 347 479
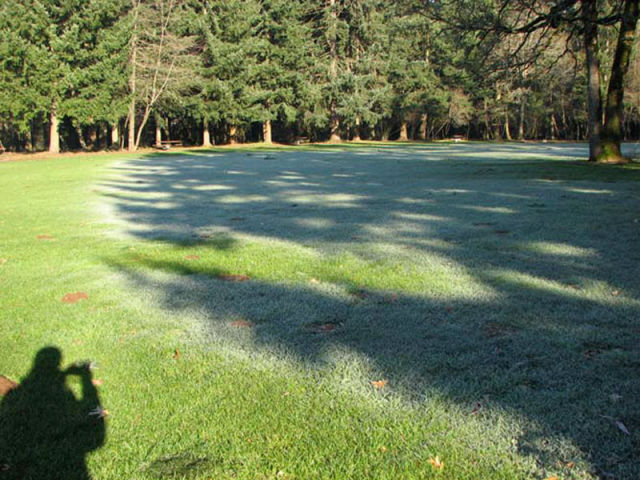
101 143 640 477
0 347 105 480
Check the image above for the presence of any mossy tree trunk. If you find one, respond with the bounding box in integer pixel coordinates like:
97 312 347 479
598 0 639 163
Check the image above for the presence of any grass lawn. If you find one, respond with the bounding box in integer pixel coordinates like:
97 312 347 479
1 142 639 479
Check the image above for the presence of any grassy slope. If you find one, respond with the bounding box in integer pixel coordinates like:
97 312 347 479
0 144 638 479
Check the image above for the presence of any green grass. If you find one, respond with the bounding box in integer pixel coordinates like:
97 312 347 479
1 143 639 479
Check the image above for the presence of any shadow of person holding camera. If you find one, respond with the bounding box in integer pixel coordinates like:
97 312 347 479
0 347 105 480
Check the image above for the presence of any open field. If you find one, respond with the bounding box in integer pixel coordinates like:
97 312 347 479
1 143 639 479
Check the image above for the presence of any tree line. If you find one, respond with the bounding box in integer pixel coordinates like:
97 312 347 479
0 0 638 163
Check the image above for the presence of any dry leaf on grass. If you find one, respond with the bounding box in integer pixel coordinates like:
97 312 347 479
91 379 104 386
427 456 444 470
172 348 181 359
0 375 18 396
62 292 89 304
544 477 560 480
36 234 54 240
0 258 7 265
218 274 250 282
230 320 254 328
615 420 630 435
184 255 200 260
370 380 387 389
88 406 109 418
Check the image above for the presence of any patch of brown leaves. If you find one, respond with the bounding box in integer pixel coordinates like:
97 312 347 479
62 292 89 304
218 274 250 282
230 320 254 328
0 375 18 396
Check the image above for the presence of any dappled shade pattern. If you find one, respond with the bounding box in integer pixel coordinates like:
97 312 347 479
101 143 640 477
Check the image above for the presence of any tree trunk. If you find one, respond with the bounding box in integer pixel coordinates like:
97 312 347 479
229 125 237 144
111 123 119 147
504 112 512 140
263 120 272 144
202 119 212 147
381 121 391 141
76 125 89 151
327 0 340 142
600 0 640 163
519 95 526 140
398 121 408 141
49 100 60 154
128 12 137 152
418 113 428 140
128 99 136 152
155 123 162 146
89 125 98 149
352 116 361 141
550 112 558 140
483 98 491 140
582 0 604 161
329 104 341 142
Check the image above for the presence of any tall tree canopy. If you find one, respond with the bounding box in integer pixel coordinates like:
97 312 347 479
1 0 640 162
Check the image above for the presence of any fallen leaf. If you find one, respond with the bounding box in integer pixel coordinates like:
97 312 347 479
91 379 104 386
544 477 559 480
88 406 109 418
471 402 481 415
427 456 444 470
36 234 54 240
379 446 388 453
0 258 7 265
583 348 602 358
371 380 387 389
318 323 337 332
172 348 181 359
615 420 630 436
0 375 18 396
230 320 253 328
218 274 250 282
566 462 575 469
62 292 89 304
184 255 200 260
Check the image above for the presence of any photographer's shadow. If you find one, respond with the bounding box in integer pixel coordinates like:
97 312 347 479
0 347 105 480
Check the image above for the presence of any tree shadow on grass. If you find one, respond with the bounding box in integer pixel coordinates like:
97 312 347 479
101 143 640 478
0 347 105 480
